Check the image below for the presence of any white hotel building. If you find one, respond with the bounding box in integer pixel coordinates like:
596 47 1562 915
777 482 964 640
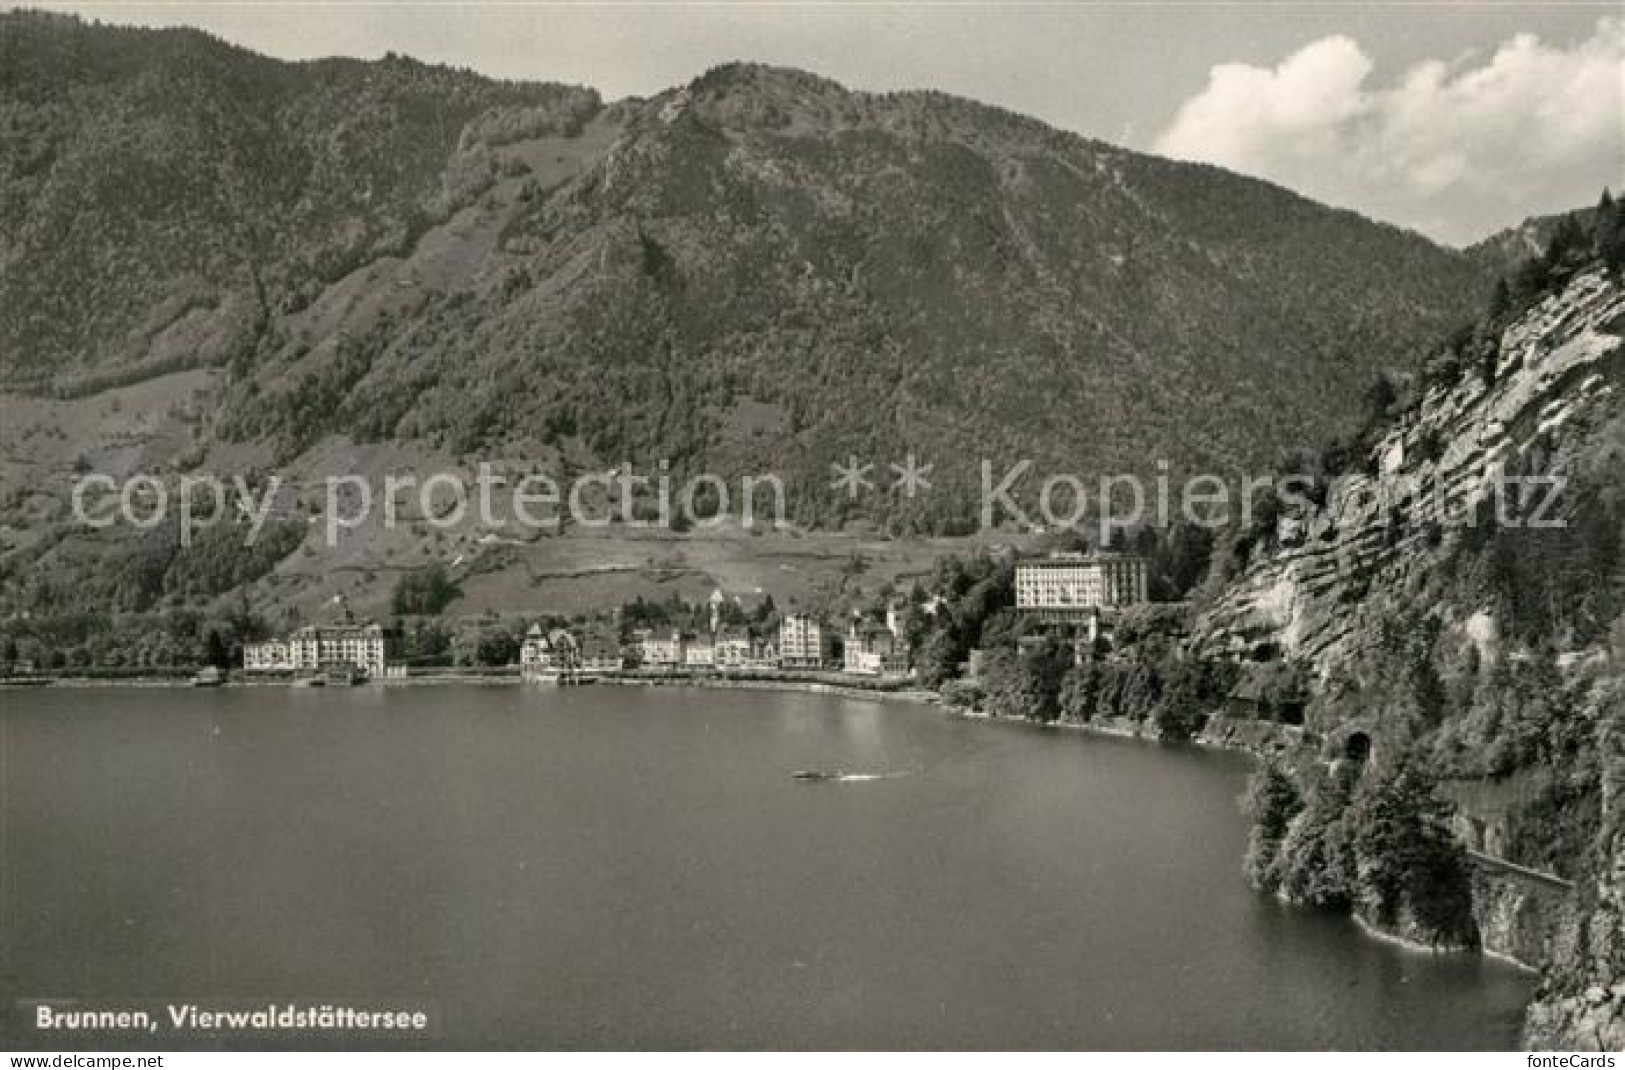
1015 553 1148 619
244 622 388 675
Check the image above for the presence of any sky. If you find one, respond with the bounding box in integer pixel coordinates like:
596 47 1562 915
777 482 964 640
16 1 1625 245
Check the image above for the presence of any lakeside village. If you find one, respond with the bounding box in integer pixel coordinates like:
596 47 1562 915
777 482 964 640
4 545 1297 739
233 551 1154 688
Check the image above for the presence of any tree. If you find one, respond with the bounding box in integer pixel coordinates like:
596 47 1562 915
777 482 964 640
475 628 521 667
1155 523 1214 600
1156 658 1227 740
1361 373 1398 428
392 564 460 616
900 605 933 663
1058 663 1101 723
1347 761 1478 947
1273 767 1358 910
1486 277 1510 320
1542 212 1587 270
978 608 1026 652
402 621 452 666
204 628 229 670
990 639 1069 722
1242 763 1303 891
916 630 963 688
1596 188 1625 273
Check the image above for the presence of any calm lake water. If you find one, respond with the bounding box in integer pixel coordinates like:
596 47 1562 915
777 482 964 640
0 684 1533 1049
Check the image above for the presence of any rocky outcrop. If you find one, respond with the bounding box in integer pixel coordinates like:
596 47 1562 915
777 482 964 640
1471 864 1575 970
1524 696 1624 1051
1193 265 1625 1048
1194 712 1302 759
1197 268 1625 675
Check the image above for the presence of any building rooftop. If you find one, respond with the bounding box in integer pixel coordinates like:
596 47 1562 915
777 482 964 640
1027 551 1146 563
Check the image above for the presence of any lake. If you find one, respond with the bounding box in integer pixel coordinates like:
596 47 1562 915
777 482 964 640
0 684 1534 1049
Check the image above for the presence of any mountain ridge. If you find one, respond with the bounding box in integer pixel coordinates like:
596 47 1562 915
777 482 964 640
0 12 1503 624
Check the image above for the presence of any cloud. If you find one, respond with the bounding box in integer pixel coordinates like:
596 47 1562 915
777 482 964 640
1154 19 1625 245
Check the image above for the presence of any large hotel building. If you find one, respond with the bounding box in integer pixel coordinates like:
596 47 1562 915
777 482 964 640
243 621 387 675
1014 553 1148 619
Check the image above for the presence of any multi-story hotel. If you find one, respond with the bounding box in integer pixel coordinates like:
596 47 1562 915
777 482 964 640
778 614 832 670
1014 553 1148 619
244 621 388 675
293 621 388 675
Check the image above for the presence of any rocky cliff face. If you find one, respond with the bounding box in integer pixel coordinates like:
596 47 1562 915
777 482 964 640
1524 694 1624 1051
1194 262 1625 1047
1198 267 1625 672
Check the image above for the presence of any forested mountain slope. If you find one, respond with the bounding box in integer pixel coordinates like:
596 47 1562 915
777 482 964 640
0 14 1495 535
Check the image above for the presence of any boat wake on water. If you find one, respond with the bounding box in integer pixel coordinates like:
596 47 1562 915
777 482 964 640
790 769 913 783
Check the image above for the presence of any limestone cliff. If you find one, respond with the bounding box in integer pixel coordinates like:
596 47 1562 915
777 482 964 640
1198 266 1625 673
1524 691 1624 1051
1193 256 1625 1048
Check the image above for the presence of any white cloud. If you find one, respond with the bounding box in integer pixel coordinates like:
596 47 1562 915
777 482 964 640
1154 19 1625 244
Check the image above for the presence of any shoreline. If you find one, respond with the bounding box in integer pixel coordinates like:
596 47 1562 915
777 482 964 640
2 671 939 702
946 703 1301 762
1349 914 1537 973
5 674 1282 752
1 675 528 688
600 674 939 705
